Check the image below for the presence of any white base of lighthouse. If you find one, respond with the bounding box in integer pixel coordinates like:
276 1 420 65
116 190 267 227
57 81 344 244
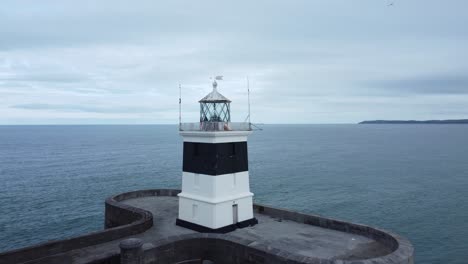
178 195 254 231
177 171 255 230
176 131 257 232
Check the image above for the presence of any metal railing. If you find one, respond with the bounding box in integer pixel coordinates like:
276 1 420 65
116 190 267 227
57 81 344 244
179 122 252 132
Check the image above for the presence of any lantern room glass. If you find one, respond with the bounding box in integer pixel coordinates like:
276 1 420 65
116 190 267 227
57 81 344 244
200 101 231 123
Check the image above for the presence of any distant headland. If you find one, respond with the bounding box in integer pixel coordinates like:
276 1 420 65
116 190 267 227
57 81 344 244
359 119 468 124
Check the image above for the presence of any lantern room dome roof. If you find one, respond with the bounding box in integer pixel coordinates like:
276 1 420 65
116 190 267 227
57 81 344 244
199 80 231 103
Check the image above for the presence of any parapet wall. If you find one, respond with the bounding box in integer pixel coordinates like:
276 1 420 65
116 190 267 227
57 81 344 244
253 204 402 252
251 204 413 264
105 189 180 229
98 189 414 264
118 232 412 264
0 189 179 264
105 190 414 264
0 189 414 264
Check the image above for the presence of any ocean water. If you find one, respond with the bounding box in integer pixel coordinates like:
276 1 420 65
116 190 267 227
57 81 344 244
0 125 467 263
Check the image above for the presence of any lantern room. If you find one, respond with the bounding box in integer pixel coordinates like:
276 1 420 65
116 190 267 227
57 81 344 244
199 80 231 123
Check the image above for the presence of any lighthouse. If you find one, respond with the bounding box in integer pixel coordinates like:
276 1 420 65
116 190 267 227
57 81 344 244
176 78 258 233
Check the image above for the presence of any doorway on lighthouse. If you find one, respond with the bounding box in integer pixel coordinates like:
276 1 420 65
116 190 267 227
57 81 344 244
232 204 238 224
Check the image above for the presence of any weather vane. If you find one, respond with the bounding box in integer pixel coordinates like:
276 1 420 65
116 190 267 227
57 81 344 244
210 75 223 81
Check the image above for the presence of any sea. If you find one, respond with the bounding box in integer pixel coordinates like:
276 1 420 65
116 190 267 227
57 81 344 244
0 124 467 263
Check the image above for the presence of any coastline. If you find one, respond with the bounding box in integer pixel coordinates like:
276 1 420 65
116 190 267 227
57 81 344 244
359 119 468 124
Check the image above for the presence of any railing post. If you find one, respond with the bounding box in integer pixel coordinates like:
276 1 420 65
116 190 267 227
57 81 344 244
120 238 144 264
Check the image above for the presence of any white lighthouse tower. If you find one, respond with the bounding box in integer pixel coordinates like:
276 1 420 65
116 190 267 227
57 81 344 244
176 78 257 232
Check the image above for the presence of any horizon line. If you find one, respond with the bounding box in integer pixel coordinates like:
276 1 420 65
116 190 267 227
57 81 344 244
0 123 357 126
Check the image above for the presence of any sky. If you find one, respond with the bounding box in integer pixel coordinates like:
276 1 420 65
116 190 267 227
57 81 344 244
1 0 467 124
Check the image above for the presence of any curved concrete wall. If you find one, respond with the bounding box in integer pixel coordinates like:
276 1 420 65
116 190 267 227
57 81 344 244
126 233 411 264
108 190 413 264
0 189 179 264
0 189 413 264
105 189 180 229
251 204 414 264
95 189 414 264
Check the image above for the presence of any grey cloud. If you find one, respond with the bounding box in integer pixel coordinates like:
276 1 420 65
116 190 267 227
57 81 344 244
0 73 89 84
2 0 468 124
2 0 467 51
10 104 164 114
364 74 468 95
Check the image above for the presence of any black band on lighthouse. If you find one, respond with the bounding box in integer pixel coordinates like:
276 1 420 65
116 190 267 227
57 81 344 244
183 142 248 175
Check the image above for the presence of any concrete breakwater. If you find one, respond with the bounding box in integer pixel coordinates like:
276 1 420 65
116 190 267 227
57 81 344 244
0 189 414 264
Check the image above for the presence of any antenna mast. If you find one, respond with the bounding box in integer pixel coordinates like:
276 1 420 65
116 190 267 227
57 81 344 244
247 76 251 130
179 83 182 130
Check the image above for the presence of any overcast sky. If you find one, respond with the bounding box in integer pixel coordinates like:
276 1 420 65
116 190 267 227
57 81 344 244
1 0 467 124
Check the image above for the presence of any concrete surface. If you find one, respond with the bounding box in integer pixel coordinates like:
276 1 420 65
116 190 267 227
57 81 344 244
1 189 412 264
122 196 391 260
